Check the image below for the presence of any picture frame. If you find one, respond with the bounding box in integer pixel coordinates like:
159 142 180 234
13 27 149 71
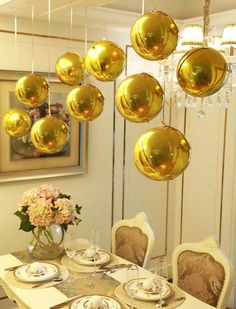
0 70 88 183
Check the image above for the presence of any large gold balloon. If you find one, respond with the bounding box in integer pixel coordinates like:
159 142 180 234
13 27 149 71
130 11 179 61
15 73 49 107
177 47 227 97
66 84 104 121
85 40 126 81
2 108 32 137
116 73 163 122
56 51 85 86
133 125 191 181
30 116 69 154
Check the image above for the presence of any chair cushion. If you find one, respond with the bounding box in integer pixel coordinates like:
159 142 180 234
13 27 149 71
177 250 225 307
115 226 148 266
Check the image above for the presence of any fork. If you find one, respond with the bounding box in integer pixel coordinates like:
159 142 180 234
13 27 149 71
32 276 64 288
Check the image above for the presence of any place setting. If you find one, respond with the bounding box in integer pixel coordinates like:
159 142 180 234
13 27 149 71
4 261 69 289
61 228 131 274
115 262 185 309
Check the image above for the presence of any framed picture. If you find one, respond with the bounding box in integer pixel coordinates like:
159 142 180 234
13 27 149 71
0 70 88 182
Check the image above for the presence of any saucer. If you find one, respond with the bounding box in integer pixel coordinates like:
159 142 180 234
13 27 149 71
73 250 111 266
70 295 121 309
13 262 59 283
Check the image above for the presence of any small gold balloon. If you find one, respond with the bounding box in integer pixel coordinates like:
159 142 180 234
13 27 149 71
56 51 85 86
85 40 126 81
30 116 69 154
133 125 191 181
66 84 104 121
116 73 163 122
2 108 32 137
177 47 227 97
130 11 179 61
15 73 49 107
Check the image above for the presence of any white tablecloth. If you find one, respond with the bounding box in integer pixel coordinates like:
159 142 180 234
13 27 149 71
0 253 215 309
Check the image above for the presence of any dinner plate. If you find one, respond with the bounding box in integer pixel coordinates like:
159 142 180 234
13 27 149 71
124 278 172 301
14 262 59 283
69 295 121 309
73 249 111 266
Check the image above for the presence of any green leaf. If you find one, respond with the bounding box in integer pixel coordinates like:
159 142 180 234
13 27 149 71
75 205 82 215
58 193 71 199
19 215 34 232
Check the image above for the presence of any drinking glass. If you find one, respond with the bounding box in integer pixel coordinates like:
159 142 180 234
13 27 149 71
89 227 101 276
154 257 168 308
64 232 77 259
125 264 139 309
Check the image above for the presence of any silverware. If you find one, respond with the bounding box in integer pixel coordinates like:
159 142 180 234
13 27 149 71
49 297 79 309
4 264 25 271
100 263 132 270
32 276 64 288
156 296 185 307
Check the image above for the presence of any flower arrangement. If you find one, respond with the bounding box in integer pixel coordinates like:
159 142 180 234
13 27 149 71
15 184 82 232
14 184 82 259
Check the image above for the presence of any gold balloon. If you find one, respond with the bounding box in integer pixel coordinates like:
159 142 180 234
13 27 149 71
177 47 227 97
15 73 49 107
130 11 179 61
133 125 191 181
85 40 126 81
2 108 32 137
56 51 85 86
66 84 104 121
30 116 69 154
116 73 163 122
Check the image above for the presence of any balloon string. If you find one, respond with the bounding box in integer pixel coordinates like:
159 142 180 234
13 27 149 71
70 4 73 50
203 0 210 47
162 78 165 123
84 5 88 84
14 13 18 75
142 0 145 15
48 0 51 116
104 0 107 39
31 5 34 74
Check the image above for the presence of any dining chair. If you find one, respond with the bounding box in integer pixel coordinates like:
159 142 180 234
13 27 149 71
111 212 155 268
172 235 234 309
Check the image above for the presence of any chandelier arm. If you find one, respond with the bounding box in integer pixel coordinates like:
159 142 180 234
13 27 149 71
203 0 211 47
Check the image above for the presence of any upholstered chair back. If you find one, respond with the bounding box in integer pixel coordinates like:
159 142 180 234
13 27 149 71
111 212 155 268
172 236 234 309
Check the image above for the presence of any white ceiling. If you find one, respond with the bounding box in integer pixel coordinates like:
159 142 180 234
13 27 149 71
0 0 235 24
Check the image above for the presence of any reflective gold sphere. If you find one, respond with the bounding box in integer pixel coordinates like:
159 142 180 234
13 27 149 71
30 116 69 154
66 84 104 121
116 73 163 122
2 108 32 137
56 51 85 86
85 40 126 81
15 73 49 107
133 125 191 181
130 11 179 61
177 47 227 97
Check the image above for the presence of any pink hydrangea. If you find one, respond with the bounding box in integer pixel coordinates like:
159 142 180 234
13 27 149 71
37 184 61 200
54 198 75 224
18 188 39 210
27 198 53 227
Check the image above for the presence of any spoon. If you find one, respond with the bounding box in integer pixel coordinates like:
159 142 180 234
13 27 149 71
155 296 185 307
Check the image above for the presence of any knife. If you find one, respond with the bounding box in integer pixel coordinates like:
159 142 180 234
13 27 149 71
163 296 186 307
4 264 25 271
99 263 132 270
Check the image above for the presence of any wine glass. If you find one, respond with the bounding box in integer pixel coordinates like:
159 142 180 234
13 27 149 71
89 227 101 276
64 232 77 259
154 257 168 308
125 264 139 309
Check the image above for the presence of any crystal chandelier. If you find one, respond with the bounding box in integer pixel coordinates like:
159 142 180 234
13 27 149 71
159 0 236 117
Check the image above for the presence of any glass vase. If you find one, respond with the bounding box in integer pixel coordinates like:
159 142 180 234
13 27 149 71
27 223 64 260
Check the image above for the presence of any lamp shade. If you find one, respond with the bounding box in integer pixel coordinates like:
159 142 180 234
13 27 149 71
182 24 203 47
221 24 236 47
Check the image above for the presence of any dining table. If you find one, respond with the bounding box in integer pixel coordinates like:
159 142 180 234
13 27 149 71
0 250 215 309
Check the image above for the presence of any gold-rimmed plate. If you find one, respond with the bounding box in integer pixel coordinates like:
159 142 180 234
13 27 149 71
124 278 172 301
73 249 111 266
13 262 59 283
69 295 121 309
